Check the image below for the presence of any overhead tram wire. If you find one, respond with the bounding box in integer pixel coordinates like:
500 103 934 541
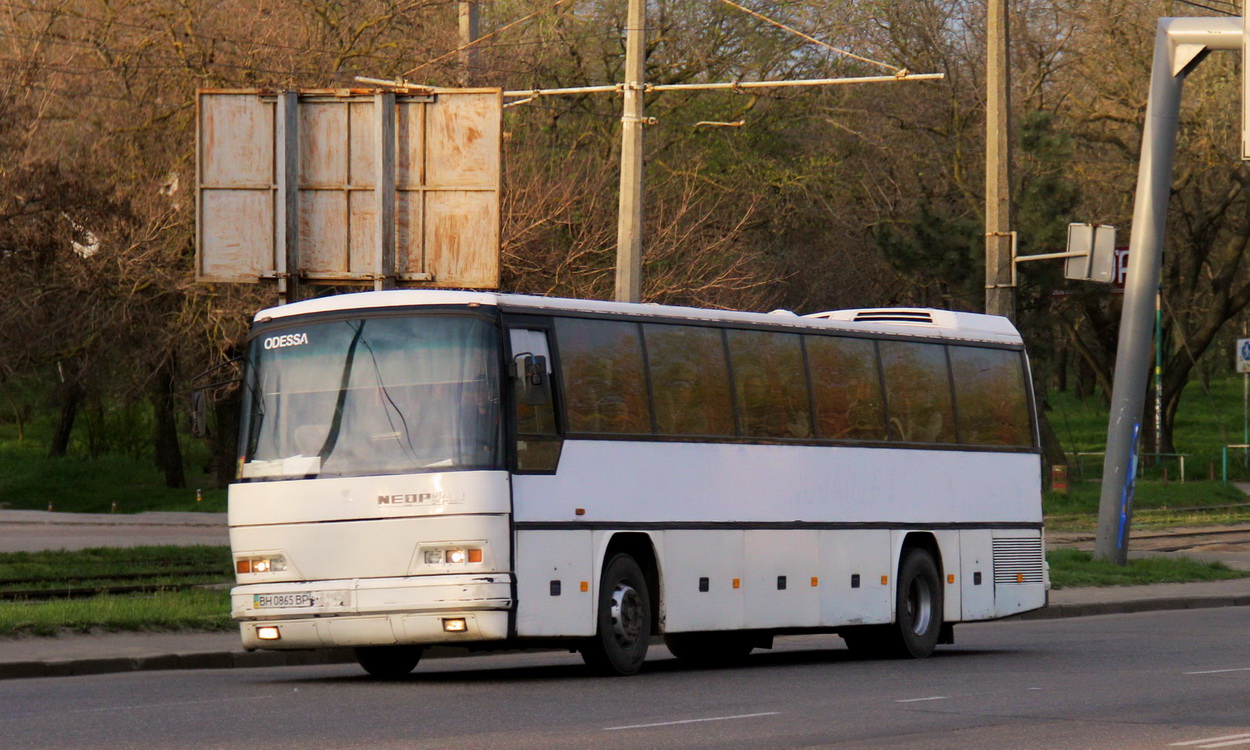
711 0 907 76
0 0 613 80
1173 0 1238 14
400 0 580 80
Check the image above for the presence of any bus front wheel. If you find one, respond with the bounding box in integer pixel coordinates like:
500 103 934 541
354 645 423 679
581 553 651 676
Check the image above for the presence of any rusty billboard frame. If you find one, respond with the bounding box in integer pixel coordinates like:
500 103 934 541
196 87 502 293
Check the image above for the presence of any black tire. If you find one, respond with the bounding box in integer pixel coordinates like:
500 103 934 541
890 548 943 658
664 632 754 666
581 553 651 676
841 549 943 659
354 645 423 679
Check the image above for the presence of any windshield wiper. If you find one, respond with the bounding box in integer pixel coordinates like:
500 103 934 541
316 320 367 464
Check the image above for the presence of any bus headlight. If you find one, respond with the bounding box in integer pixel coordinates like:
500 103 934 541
236 555 288 575
421 547 483 566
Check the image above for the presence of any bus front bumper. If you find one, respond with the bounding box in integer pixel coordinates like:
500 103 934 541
232 574 513 650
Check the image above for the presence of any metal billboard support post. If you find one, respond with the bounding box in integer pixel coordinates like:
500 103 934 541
276 92 300 305
1095 17 1241 564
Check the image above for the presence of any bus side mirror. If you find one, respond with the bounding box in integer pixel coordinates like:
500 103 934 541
513 354 551 407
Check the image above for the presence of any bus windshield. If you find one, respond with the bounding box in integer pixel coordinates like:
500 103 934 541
238 314 502 481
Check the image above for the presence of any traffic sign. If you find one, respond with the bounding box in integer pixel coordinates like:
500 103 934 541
1237 338 1250 373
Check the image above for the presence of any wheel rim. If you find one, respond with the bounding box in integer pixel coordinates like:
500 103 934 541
906 577 933 636
609 581 645 648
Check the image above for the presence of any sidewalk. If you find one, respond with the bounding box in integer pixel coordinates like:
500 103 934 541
0 510 228 552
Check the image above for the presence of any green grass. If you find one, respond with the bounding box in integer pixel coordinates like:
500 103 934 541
1047 548 1250 589
0 546 234 637
1044 479 1250 530
0 442 226 514
0 546 232 588
0 388 227 513
1049 375 1250 482
0 588 234 637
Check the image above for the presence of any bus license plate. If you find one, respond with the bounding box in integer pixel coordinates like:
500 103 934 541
253 593 313 609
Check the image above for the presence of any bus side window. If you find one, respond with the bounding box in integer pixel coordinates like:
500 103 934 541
554 318 652 436
948 346 1033 447
879 340 957 444
807 335 886 441
726 329 812 439
643 324 735 437
508 328 563 472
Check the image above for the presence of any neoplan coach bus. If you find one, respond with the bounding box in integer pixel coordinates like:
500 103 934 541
229 290 1047 677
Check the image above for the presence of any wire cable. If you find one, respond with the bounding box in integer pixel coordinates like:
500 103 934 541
712 0 904 75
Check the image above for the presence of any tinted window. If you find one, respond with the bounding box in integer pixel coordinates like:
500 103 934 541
807 336 886 441
643 324 735 436
509 327 562 472
726 329 812 439
555 318 652 435
879 341 956 444
949 346 1033 447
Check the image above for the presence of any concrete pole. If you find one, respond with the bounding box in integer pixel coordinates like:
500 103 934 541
1095 18 1237 563
614 0 645 303
984 0 1015 321
458 2 480 86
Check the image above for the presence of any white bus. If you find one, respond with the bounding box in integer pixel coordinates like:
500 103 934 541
229 290 1046 677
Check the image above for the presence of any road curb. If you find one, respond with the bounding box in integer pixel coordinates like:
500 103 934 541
3 595 1249 681
0 648 356 681
1010 594 1250 621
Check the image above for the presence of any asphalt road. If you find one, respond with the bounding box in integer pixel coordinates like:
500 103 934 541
1 607 1248 749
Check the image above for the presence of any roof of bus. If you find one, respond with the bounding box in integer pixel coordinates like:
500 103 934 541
254 290 1023 345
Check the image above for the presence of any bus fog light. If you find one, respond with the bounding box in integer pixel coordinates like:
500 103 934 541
424 550 443 565
257 626 281 641
446 549 468 564
443 618 467 633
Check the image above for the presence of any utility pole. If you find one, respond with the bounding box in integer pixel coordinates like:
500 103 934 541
615 0 646 303
458 2 480 86
984 0 1015 320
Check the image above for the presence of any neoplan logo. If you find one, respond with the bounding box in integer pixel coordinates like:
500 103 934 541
378 491 465 506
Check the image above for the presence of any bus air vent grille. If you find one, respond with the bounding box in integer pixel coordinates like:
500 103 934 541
850 310 935 324
992 537 1044 585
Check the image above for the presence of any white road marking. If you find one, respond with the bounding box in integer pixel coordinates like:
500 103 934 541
895 687 1041 704
1185 667 1250 675
604 711 782 731
895 696 949 703
1170 732 1250 748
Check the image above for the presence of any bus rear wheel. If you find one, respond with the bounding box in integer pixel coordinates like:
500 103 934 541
581 553 651 676
888 548 943 658
842 548 943 659
354 645 423 679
